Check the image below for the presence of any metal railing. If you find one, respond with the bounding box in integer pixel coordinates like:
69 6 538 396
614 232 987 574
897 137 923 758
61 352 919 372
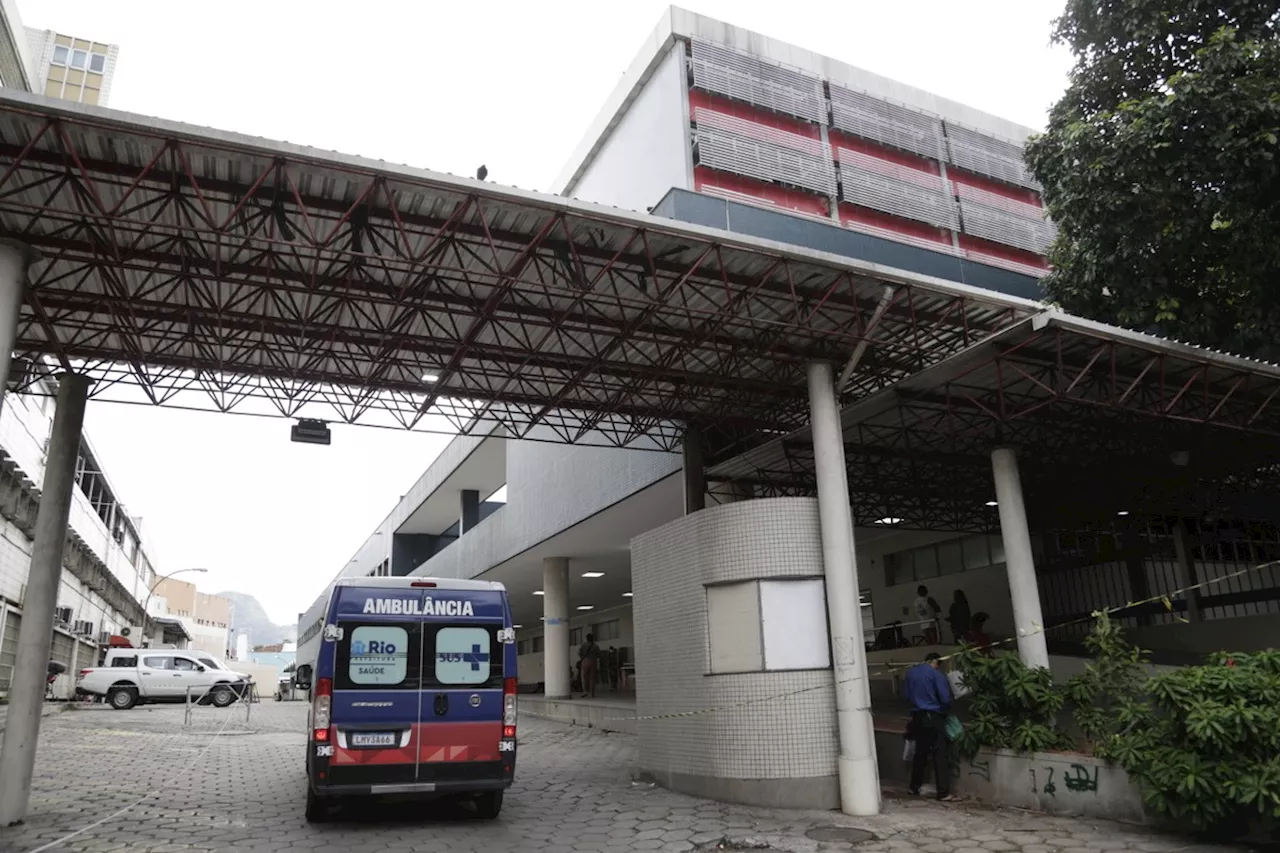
183 680 257 728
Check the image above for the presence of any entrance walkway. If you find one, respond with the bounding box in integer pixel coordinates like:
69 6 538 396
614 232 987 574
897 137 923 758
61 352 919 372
1 701 1226 853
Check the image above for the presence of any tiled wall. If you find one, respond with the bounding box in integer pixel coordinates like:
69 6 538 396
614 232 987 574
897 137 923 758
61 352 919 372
632 497 839 807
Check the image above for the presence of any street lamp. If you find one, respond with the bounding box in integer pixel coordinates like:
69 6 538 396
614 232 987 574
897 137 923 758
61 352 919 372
140 568 208 647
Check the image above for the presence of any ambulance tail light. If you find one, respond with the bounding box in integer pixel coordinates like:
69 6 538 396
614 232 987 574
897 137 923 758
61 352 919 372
503 677 517 736
312 677 332 742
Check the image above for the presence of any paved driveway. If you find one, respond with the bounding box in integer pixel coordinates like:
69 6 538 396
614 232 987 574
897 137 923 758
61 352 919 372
0 702 1228 853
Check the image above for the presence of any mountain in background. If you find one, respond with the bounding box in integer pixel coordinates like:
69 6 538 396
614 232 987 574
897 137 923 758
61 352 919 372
218 591 297 648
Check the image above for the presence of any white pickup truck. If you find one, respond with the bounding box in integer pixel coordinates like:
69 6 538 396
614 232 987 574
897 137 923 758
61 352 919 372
77 649 251 710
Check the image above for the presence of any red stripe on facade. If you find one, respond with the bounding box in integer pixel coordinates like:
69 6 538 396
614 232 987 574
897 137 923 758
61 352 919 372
828 130 941 176
948 169 1042 208
957 234 1049 270
688 89 821 139
838 202 953 246
693 167 830 218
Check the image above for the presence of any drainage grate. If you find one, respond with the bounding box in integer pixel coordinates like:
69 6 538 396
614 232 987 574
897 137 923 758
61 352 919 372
805 826 876 844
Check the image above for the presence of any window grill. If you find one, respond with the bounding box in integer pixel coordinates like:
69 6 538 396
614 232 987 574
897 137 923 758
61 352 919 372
945 123 1040 190
830 86 945 161
959 195 1056 255
690 39 826 126
693 108 836 197
837 149 958 230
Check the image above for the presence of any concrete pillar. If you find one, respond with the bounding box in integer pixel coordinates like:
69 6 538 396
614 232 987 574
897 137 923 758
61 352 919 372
460 489 480 534
1171 521 1202 623
807 361 879 817
0 373 90 826
991 447 1050 670
682 428 706 515
542 557 571 700
0 241 33 414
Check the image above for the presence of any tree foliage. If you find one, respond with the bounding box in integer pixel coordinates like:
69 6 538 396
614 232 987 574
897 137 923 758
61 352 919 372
1025 2 1280 357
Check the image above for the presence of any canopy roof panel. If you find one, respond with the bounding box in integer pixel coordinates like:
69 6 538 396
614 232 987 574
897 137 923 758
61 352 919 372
0 91 1035 454
714 312 1280 529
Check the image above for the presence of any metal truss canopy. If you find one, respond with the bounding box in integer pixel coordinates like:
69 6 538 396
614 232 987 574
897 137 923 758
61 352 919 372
0 91 1036 455
714 313 1280 530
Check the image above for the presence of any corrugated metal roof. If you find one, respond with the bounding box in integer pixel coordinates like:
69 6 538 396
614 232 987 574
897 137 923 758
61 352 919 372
0 90 1036 455
711 312 1280 527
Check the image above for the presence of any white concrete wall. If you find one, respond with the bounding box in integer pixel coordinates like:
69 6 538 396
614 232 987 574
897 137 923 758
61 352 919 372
416 442 681 582
631 497 839 809
568 42 691 211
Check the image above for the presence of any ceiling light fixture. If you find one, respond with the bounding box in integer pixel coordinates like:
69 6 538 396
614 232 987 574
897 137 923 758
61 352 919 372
532 590 544 596
581 571 604 578
876 517 903 525
421 372 440 382
985 501 998 507
576 605 594 611
1117 511 1130 517
622 592 633 597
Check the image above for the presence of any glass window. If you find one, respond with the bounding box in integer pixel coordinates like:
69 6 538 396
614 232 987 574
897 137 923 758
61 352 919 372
887 553 913 586
913 546 939 579
569 627 583 646
198 658 219 670
531 635 544 653
963 535 991 570
433 627 492 685
52 45 69 65
70 50 87 70
171 657 198 671
113 655 138 667
341 624 418 688
937 539 964 575
593 619 620 642
89 53 106 73
142 656 169 668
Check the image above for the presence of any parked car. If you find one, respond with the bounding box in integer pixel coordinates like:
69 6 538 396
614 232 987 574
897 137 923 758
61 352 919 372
78 650 251 710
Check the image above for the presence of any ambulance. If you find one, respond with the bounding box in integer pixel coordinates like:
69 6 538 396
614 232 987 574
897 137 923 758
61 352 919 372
296 576 517 821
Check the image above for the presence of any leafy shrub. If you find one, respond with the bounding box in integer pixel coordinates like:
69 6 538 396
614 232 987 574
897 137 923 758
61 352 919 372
1063 610 1148 746
951 644 1073 759
1103 649 1280 834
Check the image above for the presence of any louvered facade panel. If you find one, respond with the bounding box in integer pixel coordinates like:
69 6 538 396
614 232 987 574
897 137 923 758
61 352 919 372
959 197 1056 254
691 39 826 125
694 108 835 196
837 149 957 230
829 86 945 161
945 124 1040 189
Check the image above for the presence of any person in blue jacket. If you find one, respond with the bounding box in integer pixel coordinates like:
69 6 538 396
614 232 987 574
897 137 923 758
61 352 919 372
902 652 959 801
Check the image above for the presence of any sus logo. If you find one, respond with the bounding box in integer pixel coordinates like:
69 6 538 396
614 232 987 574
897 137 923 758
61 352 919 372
352 639 397 657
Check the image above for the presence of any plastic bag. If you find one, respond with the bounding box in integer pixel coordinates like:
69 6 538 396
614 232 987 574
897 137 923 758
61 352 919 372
944 714 963 741
948 669 970 700
902 738 916 761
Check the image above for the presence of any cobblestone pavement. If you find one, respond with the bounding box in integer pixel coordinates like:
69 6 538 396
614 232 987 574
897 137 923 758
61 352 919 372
0 702 1239 853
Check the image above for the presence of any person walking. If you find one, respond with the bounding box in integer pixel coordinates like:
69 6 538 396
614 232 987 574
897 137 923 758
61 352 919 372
902 652 959 801
578 633 601 699
947 590 972 644
914 585 942 644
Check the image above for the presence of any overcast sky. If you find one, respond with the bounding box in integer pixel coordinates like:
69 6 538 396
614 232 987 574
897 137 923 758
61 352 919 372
20 0 1073 624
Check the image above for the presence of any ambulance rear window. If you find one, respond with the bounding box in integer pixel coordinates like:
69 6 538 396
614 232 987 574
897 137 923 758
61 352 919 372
335 623 423 690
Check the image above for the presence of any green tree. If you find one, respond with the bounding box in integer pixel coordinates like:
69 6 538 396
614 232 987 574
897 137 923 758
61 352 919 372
1025 2 1280 357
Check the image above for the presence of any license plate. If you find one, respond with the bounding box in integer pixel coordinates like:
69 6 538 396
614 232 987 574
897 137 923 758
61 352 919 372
350 732 396 747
